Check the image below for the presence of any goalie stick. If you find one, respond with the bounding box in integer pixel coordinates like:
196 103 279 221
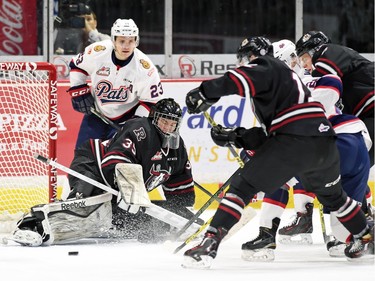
33 154 201 235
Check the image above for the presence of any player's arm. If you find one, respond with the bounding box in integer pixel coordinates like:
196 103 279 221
67 53 94 114
134 59 164 117
310 74 342 113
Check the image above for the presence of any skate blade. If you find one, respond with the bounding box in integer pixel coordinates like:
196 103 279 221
241 249 275 262
278 234 313 245
9 230 43 247
346 254 374 263
181 255 213 269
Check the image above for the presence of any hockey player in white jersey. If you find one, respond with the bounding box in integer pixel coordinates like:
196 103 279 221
68 18 163 148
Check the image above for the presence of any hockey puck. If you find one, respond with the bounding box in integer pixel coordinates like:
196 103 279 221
68 251 79 256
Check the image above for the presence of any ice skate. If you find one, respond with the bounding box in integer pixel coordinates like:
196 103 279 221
241 218 280 262
181 227 228 269
345 226 374 262
326 235 346 257
278 203 313 245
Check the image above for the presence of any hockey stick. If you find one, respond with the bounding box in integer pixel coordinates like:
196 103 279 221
90 107 121 131
33 154 201 234
170 167 241 241
319 202 329 243
203 111 245 168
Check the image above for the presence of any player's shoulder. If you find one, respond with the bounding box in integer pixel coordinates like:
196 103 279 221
133 49 158 73
84 40 113 57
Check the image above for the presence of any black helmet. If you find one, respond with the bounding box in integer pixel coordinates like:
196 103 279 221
236 36 272 65
149 98 182 149
295 31 331 57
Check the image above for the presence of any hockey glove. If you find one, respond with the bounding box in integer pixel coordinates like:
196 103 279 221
210 125 245 148
185 87 219 114
67 84 94 115
211 125 267 150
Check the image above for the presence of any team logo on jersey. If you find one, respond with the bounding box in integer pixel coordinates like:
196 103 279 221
140 59 150 69
94 45 106 52
96 67 110 76
133 127 146 141
95 81 133 104
151 151 163 161
145 164 171 191
318 123 330 132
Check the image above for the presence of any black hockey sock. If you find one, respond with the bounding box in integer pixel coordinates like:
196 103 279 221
336 198 368 238
210 193 245 231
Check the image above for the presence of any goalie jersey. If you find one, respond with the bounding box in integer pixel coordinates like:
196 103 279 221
69 116 195 206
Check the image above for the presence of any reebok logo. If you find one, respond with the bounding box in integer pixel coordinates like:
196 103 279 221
61 200 87 210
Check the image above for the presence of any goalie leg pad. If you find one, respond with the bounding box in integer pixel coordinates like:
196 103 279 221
10 204 53 246
48 193 113 243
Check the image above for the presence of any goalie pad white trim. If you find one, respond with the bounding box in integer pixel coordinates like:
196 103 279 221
115 163 151 206
12 193 113 246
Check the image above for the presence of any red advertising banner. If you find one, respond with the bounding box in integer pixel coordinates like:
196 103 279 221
0 0 37 55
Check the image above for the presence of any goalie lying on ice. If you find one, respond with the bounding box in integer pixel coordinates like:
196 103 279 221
11 98 200 246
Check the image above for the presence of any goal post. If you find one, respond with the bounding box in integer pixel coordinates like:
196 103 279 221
0 62 57 231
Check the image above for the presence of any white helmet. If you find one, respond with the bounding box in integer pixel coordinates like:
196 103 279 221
111 19 139 45
272 39 304 77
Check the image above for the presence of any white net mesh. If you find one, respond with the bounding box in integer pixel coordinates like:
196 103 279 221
0 63 56 232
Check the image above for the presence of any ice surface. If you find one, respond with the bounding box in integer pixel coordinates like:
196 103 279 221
0 209 373 281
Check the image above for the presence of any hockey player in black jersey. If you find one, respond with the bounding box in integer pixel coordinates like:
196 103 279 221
295 30 374 166
182 36 374 269
12 98 198 245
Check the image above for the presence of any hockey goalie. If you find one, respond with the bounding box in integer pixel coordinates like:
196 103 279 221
9 98 203 246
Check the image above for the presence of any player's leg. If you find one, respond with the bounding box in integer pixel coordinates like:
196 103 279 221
241 187 288 261
300 136 373 261
182 134 321 268
278 181 315 245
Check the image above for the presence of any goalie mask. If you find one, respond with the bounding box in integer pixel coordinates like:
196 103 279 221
272 39 305 78
111 18 139 46
295 31 331 57
236 36 272 66
149 98 182 149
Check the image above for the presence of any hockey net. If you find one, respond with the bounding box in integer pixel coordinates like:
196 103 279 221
0 62 57 233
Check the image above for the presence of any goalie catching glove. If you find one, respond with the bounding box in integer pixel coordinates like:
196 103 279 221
211 125 267 150
185 87 219 114
67 84 94 114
